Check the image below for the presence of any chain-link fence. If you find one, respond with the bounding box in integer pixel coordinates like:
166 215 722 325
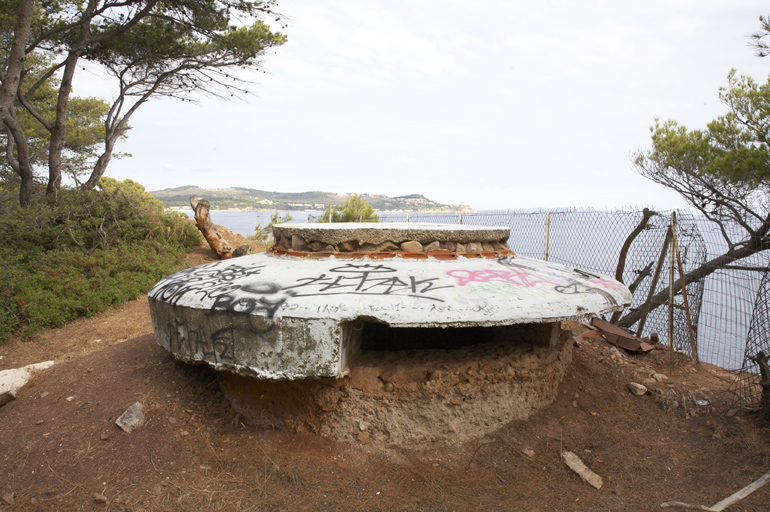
305 209 766 373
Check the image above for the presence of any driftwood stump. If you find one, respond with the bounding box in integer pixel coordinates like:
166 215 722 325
751 351 770 425
190 196 250 260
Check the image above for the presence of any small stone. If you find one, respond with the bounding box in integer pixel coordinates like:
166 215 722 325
66 396 75 402
572 400 578 408
35 419 44 425
383 382 394 392
93 493 108 504
357 431 372 445
627 382 648 396
449 398 461 406
100 433 109 441
423 241 440 252
168 417 177 424
116 402 145 433
377 241 399 252
400 240 423 252
307 241 327 252
2 493 14 506
523 448 535 458
652 373 668 382
338 241 359 252
291 235 308 251
40 391 50 398
181 430 190 437
726 409 738 417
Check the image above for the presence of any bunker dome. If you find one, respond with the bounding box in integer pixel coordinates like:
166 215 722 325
148 223 632 380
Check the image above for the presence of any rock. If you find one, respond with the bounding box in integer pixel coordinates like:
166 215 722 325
455 243 466 252
231 244 251 258
358 243 379 252
291 235 308 251
93 493 108 504
627 382 648 396
116 402 145 433
2 493 14 506
35 419 44 425
349 366 381 394
0 361 55 407
439 241 457 252
400 240 423 252
423 241 441 252
482 242 495 251
307 241 327 252
652 373 668 382
338 241 359 252
523 448 535 458
377 241 399 251
277 233 291 250
465 242 480 253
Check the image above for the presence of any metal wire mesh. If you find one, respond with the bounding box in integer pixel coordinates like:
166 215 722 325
367 209 769 371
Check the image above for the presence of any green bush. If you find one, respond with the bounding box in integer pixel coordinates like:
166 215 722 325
0 179 202 342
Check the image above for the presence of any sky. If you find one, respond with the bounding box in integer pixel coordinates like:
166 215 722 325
75 0 770 211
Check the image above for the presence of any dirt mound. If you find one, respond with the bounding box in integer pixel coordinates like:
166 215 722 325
221 329 573 448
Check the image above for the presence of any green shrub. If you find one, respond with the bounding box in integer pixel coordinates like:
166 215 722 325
0 179 202 342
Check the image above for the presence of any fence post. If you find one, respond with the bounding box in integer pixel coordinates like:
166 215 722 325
668 212 676 358
544 211 551 261
406 214 410 223
459 213 463 225
636 225 672 337
671 211 700 366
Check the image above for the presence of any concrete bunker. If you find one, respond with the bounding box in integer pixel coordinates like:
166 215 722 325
148 223 632 447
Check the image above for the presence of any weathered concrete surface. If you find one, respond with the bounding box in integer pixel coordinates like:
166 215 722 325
148 252 631 380
0 361 55 407
273 223 511 246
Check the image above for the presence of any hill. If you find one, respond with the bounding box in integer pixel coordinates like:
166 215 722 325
149 186 476 213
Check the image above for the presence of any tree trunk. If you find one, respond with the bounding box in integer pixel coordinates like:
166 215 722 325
0 0 34 208
190 196 236 259
751 351 770 425
46 0 96 197
611 208 656 324
83 137 116 190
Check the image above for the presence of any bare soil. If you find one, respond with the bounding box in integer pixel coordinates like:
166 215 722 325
1 245 770 511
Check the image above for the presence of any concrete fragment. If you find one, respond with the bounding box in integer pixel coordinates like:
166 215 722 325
0 361 55 407
400 240 423 252
116 402 145 433
627 382 648 396
561 450 603 489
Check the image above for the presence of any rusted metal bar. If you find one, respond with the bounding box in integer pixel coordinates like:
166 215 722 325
671 211 700 366
636 224 672 337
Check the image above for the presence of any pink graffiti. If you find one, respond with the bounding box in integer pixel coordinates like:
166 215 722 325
593 278 627 291
446 268 556 288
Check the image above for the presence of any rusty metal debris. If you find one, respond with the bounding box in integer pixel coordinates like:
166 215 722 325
589 318 655 353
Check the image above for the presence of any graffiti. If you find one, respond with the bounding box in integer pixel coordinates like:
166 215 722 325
150 261 267 306
283 263 451 301
446 268 555 288
443 257 621 307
